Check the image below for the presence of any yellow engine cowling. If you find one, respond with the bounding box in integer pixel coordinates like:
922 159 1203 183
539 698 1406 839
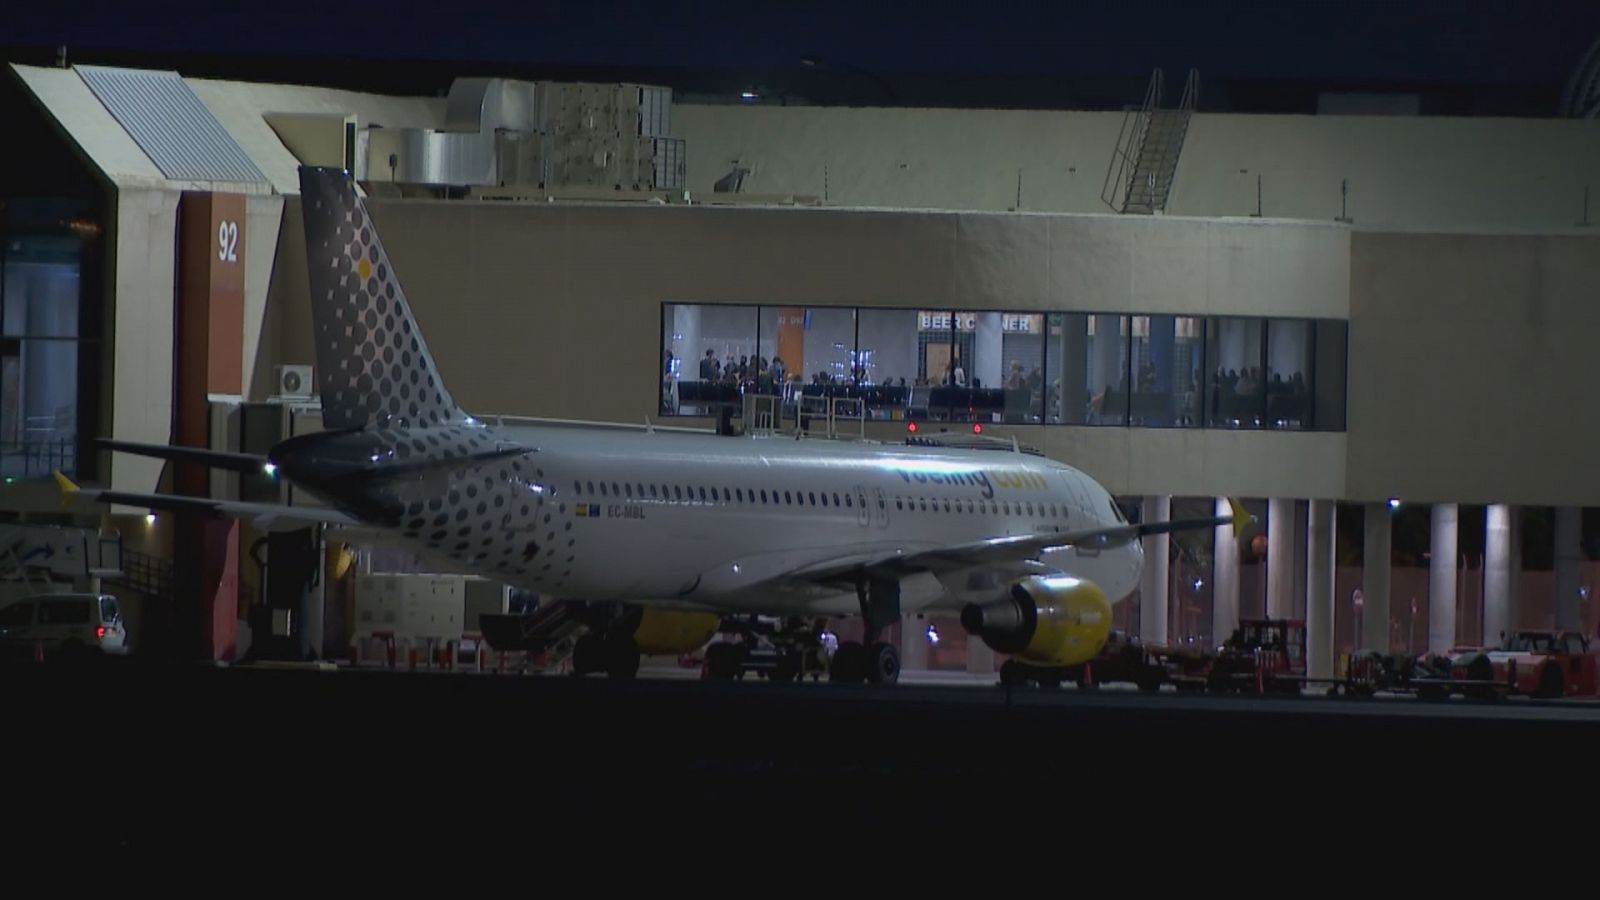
629 607 722 656
960 575 1112 667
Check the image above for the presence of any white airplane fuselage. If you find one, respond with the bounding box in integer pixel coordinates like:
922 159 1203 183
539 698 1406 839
352 420 1143 622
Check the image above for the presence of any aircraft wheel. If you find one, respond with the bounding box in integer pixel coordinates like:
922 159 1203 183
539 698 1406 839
771 651 801 683
1535 662 1564 699
704 643 742 680
999 660 1028 687
867 641 900 685
829 641 866 683
606 636 640 679
572 633 605 676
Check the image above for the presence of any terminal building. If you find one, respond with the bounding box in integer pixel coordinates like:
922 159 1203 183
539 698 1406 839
3 59 1599 674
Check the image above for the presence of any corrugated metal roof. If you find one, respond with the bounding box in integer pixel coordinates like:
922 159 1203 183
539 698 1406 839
76 64 268 185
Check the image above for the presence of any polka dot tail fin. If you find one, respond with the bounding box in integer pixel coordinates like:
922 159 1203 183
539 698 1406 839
298 166 466 432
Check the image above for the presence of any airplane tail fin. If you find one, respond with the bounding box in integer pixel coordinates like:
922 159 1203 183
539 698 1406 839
297 166 465 432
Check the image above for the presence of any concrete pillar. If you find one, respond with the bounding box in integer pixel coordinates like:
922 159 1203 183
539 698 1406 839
1362 503 1392 652
1213 497 1240 645
1428 504 1458 654
1484 504 1513 645
901 614 929 670
1139 495 1171 646
1266 497 1295 619
1306 500 1336 679
1555 506 1583 631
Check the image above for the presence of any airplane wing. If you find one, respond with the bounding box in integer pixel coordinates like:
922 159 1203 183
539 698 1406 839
52 472 363 532
786 504 1248 587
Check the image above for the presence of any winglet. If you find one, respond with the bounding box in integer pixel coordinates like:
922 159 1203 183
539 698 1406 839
1226 497 1253 540
52 470 80 508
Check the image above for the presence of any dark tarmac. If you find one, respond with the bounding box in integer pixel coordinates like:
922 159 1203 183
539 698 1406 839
10 660 1593 855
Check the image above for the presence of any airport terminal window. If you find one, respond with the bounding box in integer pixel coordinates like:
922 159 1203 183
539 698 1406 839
1204 317 1265 428
1129 316 1202 426
1 231 86 480
1046 313 1130 425
656 302 1347 432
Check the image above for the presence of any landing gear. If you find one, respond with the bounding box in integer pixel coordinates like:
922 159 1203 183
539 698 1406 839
829 577 902 685
571 631 641 679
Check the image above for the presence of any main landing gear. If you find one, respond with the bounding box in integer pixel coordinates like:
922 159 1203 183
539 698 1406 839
828 577 901 686
571 632 641 679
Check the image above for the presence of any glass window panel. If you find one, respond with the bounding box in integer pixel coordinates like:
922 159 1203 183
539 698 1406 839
660 303 756 416
0 337 77 480
1204 317 1265 428
1045 313 1126 425
2 235 81 338
919 309 976 421
760 305 857 424
1129 315 1201 427
998 312 1043 424
1312 320 1347 431
1265 319 1312 430
855 308 918 421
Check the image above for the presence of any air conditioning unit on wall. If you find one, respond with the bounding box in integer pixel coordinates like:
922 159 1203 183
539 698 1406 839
275 364 314 400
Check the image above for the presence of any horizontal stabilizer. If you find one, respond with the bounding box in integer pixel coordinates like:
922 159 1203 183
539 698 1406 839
52 470 360 532
97 438 270 473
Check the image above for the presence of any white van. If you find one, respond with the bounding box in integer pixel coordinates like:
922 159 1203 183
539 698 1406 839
0 592 129 659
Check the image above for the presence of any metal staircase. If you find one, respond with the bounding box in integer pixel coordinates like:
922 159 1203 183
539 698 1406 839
1102 69 1200 215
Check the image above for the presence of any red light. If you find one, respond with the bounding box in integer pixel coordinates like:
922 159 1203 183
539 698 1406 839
972 423 983 434
96 626 106 639
907 422 918 433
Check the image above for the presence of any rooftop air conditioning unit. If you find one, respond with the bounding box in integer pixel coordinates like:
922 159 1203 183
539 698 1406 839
275 364 314 400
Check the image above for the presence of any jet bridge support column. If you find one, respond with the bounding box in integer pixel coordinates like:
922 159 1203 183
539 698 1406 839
1484 504 1513 646
1139 495 1170 646
1428 503 1458 654
1212 497 1240 646
1306 499 1336 680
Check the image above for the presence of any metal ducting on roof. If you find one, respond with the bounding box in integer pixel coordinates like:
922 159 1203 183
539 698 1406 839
361 77 682 193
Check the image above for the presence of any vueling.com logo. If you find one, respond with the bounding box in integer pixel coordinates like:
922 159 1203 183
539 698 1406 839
891 467 1048 499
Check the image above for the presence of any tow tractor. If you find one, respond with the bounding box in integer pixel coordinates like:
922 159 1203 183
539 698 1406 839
1199 618 1309 695
692 615 834 682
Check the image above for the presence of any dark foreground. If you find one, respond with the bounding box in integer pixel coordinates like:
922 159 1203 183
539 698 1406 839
9 660 1595 855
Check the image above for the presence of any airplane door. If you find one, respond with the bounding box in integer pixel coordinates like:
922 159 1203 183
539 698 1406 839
853 485 870 527
872 487 889 527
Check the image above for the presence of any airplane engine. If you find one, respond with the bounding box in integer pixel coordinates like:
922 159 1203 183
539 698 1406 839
960 575 1112 668
626 607 722 656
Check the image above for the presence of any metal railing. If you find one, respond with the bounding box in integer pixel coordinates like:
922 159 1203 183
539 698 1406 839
106 547 173 599
1101 69 1164 212
0 438 76 481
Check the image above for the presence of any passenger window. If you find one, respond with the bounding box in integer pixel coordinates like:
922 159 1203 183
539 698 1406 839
760 490 768 503
649 485 659 498
587 481 595 495
698 487 707 502
574 481 582 494
784 491 793 504
624 484 633 498
736 488 744 502
833 493 842 506
896 499 903 510
808 492 816 506
673 486 682 501
845 495 853 508
942 500 950 513
600 483 608 496
723 488 731 502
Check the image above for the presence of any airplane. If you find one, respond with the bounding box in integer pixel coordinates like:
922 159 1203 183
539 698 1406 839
53 165 1247 685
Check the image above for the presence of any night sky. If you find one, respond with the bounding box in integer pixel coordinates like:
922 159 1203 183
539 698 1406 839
6 1 1600 110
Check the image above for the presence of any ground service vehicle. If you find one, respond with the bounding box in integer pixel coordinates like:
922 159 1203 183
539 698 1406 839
1204 618 1306 694
0 592 129 661
1444 630 1598 699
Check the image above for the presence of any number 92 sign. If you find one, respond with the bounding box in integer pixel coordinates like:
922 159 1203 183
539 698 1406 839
218 220 240 262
